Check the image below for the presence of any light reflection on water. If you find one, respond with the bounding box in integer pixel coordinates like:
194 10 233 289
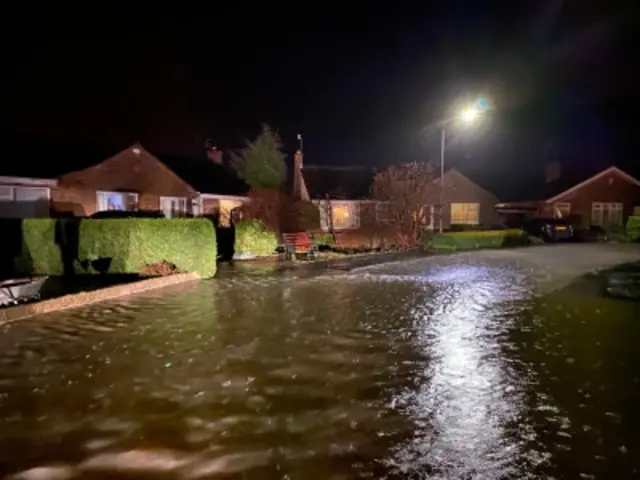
0 260 639 478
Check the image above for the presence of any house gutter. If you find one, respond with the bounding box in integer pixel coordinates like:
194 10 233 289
0 176 58 187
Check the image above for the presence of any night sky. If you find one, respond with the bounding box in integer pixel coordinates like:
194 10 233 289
3 1 638 191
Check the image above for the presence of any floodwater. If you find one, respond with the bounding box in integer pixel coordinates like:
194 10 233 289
1 252 639 479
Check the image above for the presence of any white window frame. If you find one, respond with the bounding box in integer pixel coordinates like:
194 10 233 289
591 202 623 226
160 196 188 218
375 201 392 223
0 185 14 201
450 202 480 225
554 202 571 218
96 191 139 212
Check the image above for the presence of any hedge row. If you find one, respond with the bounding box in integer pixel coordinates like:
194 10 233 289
4 218 216 278
234 219 278 257
627 216 640 241
423 229 528 252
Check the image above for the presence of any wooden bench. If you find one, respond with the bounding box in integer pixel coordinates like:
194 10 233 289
282 232 318 260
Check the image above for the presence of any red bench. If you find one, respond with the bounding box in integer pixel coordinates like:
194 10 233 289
282 232 318 260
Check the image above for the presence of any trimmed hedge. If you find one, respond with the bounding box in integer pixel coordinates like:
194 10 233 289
313 232 335 246
12 219 64 275
78 219 216 277
235 219 277 257
423 229 528 252
627 216 640 241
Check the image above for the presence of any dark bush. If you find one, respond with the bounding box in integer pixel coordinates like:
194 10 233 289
78 219 216 277
282 200 320 232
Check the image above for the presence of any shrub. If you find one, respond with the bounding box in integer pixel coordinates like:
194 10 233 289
284 200 320 231
626 216 640 241
313 232 335 246
235 219 277 257
423 229 527 252
78 219 216 278
608 224 631 243
11 219 64 275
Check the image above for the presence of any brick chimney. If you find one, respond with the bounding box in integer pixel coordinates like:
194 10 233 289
293 149 303 195
292 149 309 200
545 160 561 183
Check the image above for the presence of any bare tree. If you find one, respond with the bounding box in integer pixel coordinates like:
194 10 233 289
371 162 436 245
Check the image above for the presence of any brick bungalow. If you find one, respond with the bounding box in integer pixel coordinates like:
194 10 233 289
298 155 501 245
1 143 249 223
495 162 640 228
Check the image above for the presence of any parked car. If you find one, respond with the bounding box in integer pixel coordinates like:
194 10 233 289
523 218 574 242
90 210 165 219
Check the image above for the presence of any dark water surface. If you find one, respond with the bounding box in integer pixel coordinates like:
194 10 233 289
1 258 639 479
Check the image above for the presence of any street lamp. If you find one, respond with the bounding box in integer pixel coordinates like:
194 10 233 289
438 103 486 233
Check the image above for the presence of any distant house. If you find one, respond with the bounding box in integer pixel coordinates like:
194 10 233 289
495 163 640 228
0 175 57 218
0 142 249 222
299 161 501 233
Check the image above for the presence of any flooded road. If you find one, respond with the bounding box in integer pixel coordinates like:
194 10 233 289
1 245 639 479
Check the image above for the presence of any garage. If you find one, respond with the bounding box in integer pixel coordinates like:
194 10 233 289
0 184 51 218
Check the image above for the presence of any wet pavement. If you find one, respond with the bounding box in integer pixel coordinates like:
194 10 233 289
0 244 639 479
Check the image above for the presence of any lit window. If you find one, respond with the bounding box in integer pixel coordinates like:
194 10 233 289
331 202 360 230
97 191 138 212
450 203 479 225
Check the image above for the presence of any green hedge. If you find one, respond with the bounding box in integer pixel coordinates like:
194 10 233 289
423 229 528 252
627 216 640 241
313 232 335 246
13 219 64 275
235 219 277 256
78 219 216 277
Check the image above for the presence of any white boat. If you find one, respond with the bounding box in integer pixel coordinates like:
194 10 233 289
0 277 48 307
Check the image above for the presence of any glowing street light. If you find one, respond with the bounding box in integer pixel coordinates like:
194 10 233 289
459 106 479 124
437 98 491 233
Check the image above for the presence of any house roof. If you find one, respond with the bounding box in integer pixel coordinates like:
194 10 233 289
302 165 376 200
545 166 640 203
302 164 497 201
499 165 640 204
0 133 249 196
155 153 249 197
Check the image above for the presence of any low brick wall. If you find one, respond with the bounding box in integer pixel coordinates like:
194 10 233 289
0 273 200 325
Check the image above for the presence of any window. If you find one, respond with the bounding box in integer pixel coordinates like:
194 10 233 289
0 186 50 218
592 202 623 226
0 186 13 201
97 191 138 212
450 203 479 225
375 202 392 223
318 201 358 230
554 202 571 218
160 196 187 218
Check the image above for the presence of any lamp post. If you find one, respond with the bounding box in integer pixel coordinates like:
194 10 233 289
438 105 482 233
